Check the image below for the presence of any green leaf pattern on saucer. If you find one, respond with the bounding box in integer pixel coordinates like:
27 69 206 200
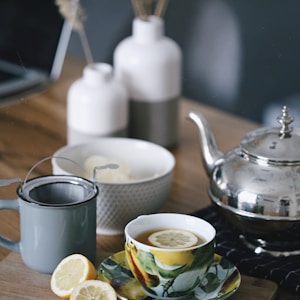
98 252 241 300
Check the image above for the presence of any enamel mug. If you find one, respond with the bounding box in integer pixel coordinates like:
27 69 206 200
0 175 98 274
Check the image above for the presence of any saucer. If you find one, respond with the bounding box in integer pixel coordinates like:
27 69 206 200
98 251 241 300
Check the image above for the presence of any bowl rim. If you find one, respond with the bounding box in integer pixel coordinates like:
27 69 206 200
52 137 176 185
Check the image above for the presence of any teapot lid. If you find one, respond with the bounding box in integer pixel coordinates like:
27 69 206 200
240 106 300 164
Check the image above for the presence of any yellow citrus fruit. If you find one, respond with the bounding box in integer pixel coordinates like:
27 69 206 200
151 249 194 266
50 254 97 299
148 229 198 249
70 280 117 300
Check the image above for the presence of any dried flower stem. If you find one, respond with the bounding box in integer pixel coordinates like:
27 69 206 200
145 0 153 15
154 0 169 17
131 0 169 19
132 0 147 19
77 27 93 65
56 0 93 64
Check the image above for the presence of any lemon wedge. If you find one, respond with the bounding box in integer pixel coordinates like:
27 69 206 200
50 254 97 299
148 229 198 249
70 280 117 300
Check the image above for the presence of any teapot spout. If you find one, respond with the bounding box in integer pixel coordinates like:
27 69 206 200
188 110 224 176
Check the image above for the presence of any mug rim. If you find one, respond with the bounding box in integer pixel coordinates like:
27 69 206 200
17 175 98 207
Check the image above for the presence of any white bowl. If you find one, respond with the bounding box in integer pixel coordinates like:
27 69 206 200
52 138 175 235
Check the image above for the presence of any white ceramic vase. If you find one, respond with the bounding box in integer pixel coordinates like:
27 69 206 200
113 16 182 148
67 63 128 145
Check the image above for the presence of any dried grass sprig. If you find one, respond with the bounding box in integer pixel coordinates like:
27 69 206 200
131 0 147 20
56 0 93 64
131 0 169 19
145 0 153 15
154 0 169 17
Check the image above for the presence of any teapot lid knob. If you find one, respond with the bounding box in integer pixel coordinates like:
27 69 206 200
277 106 294 137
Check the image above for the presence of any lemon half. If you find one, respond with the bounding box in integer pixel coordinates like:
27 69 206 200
50 254 97 299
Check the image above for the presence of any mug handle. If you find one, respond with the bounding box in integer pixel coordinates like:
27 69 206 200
0 199 21 253
0 178 21 253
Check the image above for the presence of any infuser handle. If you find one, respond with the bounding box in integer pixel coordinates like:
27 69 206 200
0 198 21 253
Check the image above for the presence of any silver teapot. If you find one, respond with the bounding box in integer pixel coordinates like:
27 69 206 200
188 106 300 256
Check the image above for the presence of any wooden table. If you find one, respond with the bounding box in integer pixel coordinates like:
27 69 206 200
0 56 296 299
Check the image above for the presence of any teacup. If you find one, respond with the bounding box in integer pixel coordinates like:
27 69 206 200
124 213 216 299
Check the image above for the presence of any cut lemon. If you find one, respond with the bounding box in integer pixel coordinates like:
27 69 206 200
50 254 97 299
70 280 117 300
148 229 198 249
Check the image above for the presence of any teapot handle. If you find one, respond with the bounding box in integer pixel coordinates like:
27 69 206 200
0 178 21 253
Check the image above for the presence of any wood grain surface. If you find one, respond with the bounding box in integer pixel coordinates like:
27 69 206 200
0 252 278 300
0 56 297 299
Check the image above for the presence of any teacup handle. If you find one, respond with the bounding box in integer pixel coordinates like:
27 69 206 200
0 178 21 253
0 198 21 253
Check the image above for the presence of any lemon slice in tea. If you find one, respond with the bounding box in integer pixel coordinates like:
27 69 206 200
148 229 198 248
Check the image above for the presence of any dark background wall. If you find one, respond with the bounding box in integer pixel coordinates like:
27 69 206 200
68 0 300 125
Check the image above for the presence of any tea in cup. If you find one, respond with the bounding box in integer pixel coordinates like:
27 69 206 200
124 213 216 299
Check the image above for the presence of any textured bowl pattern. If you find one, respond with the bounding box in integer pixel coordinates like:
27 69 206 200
96 174 173 234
